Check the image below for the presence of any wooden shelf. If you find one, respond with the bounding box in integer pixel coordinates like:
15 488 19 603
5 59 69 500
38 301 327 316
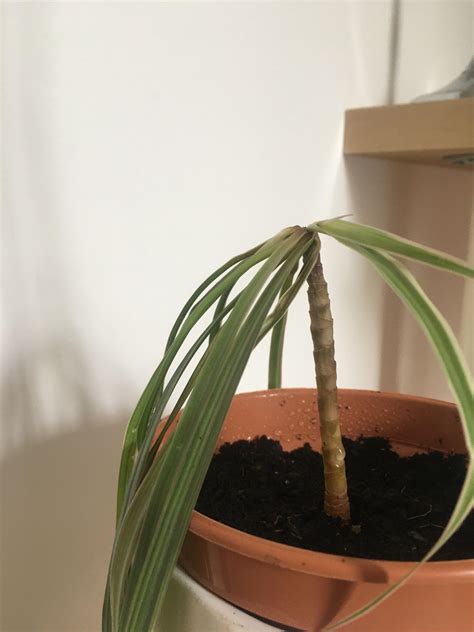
344 98 474 169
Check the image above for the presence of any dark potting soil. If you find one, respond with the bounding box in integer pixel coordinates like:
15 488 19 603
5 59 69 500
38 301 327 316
196 435 473 561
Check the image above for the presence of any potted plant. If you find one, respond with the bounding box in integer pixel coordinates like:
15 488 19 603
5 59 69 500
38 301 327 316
103 219 473 631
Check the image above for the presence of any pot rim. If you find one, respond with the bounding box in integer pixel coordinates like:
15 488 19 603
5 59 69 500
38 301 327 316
188 387 473 585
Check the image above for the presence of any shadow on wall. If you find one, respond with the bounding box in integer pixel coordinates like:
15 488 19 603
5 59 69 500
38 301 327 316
1 161 127 632
1 9 133 627
345 156 472 400
0 413 125 632
1 190 128 630
1 202 130 629
1 341 108 453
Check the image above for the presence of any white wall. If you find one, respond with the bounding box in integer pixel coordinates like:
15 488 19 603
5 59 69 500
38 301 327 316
1 2 472 630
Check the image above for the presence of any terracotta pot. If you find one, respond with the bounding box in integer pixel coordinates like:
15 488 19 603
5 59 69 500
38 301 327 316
176 388 473 631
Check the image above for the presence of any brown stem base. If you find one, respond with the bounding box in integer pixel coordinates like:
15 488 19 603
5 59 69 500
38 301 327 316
306 254 351 523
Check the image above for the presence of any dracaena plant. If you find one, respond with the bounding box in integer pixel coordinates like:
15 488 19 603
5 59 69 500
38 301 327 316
103 219 473 632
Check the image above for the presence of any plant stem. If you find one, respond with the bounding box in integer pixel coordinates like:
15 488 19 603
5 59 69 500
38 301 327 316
306 253 351 522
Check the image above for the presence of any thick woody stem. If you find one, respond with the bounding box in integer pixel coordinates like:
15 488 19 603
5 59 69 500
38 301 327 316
306 254 351 522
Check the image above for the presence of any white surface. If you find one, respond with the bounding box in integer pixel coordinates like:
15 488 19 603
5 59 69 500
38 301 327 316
1 2 472 630
158 568 279 632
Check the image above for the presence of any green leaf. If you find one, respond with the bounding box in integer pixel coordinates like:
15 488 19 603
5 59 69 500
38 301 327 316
116 227 298 520
165 244 261 350
323 244 473 630
121 292 242 515
208 286 232 343
313 219 474 278
115 230 314 631
259 240 320 341
108 447 166 630
352 245 473 450
268 264 297 388
166 226 298 349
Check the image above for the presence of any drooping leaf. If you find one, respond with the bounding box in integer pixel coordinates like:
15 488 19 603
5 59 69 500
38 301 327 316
113 230 315 631
116 227 298 520
314 219 474 278
268 263 298 388
323 244 473 630
259 240 321 340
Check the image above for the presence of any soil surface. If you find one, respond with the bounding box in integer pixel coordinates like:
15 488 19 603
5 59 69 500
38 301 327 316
196 435 473 561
